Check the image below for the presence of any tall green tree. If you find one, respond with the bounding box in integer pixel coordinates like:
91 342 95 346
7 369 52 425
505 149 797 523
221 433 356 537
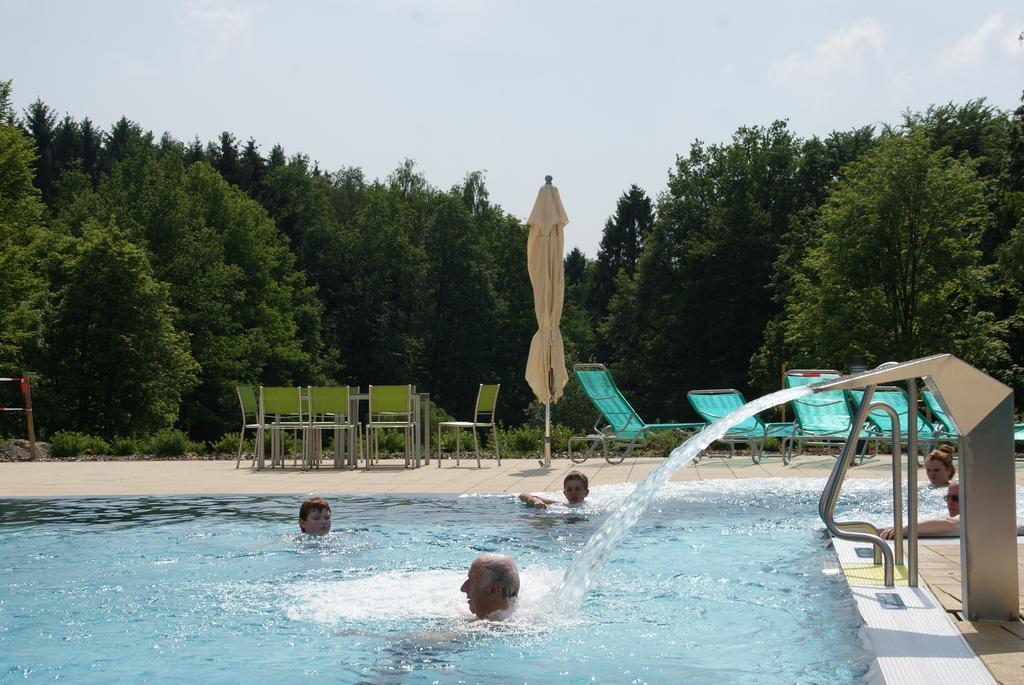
590 185 653 362
420 190 500 414
40 221 198 437
996 93 1024 400
749 126 878 391
0 81 48 376
23 99 58 205
605 122 803 420
780 130 1004 373
590 185 653 321
54 133 325 438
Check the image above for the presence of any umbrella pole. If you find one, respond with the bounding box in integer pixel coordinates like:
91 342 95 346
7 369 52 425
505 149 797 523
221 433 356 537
544 401 552 468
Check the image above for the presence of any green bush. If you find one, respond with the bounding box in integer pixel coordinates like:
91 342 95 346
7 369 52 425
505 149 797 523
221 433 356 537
212 432 243 454
375 428 407 455
143 428 204 456
500 425 543 456
641 429 694 457
494 424 578 456
550 424 573 452
111 437 139 456
48 431 111 458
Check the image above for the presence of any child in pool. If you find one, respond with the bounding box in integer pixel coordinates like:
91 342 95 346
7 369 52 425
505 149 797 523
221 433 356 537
519 470 589 509
299 496 332 535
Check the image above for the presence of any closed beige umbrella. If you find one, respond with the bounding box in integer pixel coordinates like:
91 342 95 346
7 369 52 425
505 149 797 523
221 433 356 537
525 175 569 468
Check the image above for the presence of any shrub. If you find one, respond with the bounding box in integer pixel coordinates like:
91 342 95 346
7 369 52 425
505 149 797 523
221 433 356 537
143 428 204 456
111 437 139 456
642 430 692 457
212 432 243 454
550 424 573 452
375 428 406 455
48 431 111 458
500 425 543 456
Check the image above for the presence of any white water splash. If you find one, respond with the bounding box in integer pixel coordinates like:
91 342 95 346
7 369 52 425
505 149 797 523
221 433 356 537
552 385 813 607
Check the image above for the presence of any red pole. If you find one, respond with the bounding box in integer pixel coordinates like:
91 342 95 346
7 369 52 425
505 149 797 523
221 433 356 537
22 371 36 460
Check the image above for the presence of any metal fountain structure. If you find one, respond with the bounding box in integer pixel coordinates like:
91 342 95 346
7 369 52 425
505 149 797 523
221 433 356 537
813 353 1019 622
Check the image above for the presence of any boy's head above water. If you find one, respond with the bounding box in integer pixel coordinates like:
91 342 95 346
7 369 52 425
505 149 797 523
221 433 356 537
563 470 589 504
299 496 332 535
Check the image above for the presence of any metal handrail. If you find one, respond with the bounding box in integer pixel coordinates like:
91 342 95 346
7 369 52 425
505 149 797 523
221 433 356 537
817 380 920 587
819 385 895 584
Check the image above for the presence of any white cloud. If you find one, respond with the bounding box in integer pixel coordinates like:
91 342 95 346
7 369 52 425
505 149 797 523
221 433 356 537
995 21 1024 57
768 17 886 83
944 14 1024 65
944 14 1003 65
182 2 258 56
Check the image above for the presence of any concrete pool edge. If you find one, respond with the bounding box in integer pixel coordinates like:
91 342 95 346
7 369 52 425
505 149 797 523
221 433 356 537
832 537 1022 684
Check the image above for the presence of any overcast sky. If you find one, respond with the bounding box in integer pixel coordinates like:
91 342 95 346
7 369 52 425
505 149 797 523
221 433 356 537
3 1 1023 256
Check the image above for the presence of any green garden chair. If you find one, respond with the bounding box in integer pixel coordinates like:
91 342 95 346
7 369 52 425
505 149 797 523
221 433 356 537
687 388 795 464
307 386 361 469
366 385 415 469
257 386 305 468
437 383 501 468
569 364 704 464
235 385 261 469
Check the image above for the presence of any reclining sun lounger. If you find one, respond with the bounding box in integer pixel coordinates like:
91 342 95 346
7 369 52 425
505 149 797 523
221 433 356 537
569 364 705 464
924 388 1024 454
784 370 878 464
687 388 795 464
848 386 941 458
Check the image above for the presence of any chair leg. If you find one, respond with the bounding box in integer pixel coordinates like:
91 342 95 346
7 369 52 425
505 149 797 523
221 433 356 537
492 425 500 465
437 425 443 467
363 426 370 470
255 426 264 470
367 427 374 470
405 426 411 468
472 427 481 468
236 429 245 468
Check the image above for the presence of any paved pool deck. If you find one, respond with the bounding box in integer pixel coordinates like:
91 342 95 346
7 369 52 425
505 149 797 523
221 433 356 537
1 450 997 497
2 451 1023 683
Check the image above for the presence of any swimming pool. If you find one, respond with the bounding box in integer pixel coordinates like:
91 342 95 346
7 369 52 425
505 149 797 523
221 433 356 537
2 479 999 685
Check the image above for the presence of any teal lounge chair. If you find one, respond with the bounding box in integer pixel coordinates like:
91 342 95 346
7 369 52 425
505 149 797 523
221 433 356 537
924 388 1024 452
784 370 878 463
921 389 959 442
570 364 705 464
687 388 795 464
848 386 940 459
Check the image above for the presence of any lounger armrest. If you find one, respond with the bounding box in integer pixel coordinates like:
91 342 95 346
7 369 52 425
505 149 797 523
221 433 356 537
764 422 795 437
642 422 705 431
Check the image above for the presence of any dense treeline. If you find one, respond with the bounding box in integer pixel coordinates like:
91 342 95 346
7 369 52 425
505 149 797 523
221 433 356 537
1 78 1023 445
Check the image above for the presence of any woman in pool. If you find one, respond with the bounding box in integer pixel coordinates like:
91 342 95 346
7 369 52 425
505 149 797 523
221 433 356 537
924 444 956 488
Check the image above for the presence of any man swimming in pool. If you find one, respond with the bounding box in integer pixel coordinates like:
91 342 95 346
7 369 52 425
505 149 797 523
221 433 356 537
519 470 589 509
460 553 520 619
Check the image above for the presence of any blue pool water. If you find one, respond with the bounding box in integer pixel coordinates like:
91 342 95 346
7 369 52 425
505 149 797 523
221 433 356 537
2 479 1009 685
